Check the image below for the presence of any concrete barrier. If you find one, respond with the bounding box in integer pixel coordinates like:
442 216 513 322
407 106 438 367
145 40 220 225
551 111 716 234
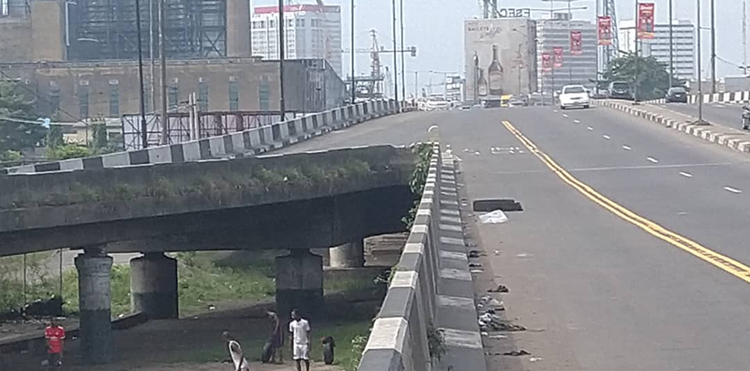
357 145 486 371
3 99 402 176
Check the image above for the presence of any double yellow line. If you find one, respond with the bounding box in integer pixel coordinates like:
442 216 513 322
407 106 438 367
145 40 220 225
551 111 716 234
502 120 750 284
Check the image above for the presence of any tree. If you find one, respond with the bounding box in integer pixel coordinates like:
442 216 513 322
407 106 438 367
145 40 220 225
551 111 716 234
0 81 47 152
602 54 682 101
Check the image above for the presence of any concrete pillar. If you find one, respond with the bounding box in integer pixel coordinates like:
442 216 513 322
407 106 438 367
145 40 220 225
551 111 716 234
312 248 330 267
75 249 113 364
275 250 323 319
130 253 178 319
329 240 365 268
226 0 251 57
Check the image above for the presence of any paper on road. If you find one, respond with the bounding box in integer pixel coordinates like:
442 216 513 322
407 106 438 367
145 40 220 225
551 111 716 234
479 210 509 224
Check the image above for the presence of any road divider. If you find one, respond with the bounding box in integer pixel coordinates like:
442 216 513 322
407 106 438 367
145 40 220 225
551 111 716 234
502 120 750 286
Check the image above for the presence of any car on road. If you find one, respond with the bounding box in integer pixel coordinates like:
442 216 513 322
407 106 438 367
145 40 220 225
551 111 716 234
608 81 633 100
559 85 591 110
665 86 688 103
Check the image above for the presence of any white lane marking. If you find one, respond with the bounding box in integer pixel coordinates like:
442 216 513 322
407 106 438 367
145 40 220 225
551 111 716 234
715 104 725 108
647 157 659 163
622 145 632 151
724 186 743 194
602 135 611 140
562 114 569 118
553 109 559 113
573 119 581 124
679 171 693 178
587 126 594 131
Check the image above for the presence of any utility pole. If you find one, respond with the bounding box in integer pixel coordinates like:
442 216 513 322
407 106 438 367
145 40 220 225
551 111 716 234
399 0 405 100
697 0 705 123
710 0 716 94
158 0 168 145
391 0 399 104
135 0 148 148
567 0 572 83
350 0 355 103
278 0 286 120
149 0 156 112
633 0 639 104
668 0 673 88
744 1 748 71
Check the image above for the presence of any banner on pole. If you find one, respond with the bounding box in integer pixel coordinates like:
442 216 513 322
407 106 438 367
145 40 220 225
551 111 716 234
597 16 612 45
638 3 655 39
553 47 564 68
542 52 552 71
570 31 583 55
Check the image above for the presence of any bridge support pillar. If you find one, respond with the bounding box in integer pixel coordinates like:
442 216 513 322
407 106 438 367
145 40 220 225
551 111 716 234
312 248 330 267
329 240 365 268
130 252 178 319
275 249 323 319
74 248 113 364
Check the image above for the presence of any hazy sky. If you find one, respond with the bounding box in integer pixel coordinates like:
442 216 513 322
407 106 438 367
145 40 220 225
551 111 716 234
254 0 745 94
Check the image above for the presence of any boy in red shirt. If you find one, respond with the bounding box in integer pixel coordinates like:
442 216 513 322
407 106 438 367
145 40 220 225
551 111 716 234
44 318 65 367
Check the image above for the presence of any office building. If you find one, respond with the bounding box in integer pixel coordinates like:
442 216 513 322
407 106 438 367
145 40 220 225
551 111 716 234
618 20 695 82
536 13 598 93
252 4 343 76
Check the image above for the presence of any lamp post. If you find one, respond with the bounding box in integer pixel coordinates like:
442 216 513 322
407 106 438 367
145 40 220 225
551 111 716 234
696 0 706 124
135 0 148 148
710 0 716 94
633 0 640 105
391 0 399 104
350 0 355 103
668 0 673 88
278 0 286 120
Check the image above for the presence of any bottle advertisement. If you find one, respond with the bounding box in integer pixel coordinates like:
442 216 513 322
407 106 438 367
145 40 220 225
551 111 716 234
464 18 538 101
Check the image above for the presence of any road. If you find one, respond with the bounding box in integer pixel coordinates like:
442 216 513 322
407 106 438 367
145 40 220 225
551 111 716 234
283 106 750 370
652 101 743 129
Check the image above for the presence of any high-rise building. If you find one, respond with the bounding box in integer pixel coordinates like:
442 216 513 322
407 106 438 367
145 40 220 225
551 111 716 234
251 4 342 77
536 13 598 92
618 20 695 82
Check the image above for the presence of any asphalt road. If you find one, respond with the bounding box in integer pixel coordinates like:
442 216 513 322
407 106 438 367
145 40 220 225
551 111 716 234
286 106 750 370
652 101 744 129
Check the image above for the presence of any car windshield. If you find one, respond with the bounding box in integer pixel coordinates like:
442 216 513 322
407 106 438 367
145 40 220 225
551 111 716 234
670 87 686 93
612 83 629 90
563 86 585 94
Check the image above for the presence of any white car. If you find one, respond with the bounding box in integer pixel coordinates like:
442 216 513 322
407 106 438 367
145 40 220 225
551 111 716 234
559 85 591 110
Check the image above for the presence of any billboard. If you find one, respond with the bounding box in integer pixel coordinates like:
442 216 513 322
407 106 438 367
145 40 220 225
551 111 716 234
638 3 655 39
570 31 583 55
597 16 612 45
541 53 552 72
553 47 564 68
464 18 538 101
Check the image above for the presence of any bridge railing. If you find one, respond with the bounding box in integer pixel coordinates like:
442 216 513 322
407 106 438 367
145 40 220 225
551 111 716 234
358 145 441 371
4 100 414 176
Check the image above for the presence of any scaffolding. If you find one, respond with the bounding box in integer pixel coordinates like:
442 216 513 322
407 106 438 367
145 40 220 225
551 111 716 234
70 0 227 61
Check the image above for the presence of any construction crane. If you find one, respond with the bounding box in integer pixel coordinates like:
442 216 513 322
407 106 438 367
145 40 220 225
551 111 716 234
341 29 417 100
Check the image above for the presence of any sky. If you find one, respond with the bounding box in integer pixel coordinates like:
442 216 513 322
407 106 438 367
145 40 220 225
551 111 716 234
253 0 746 95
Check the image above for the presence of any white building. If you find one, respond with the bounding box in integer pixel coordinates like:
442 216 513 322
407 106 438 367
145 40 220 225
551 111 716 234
536 14 598 91
618 20 695 82
251 4 343 77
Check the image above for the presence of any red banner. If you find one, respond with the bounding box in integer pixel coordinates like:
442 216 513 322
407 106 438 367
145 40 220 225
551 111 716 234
553 47 564 68
570 31 583 55
542 53 552 72
597 16 612 46
638 3 655 39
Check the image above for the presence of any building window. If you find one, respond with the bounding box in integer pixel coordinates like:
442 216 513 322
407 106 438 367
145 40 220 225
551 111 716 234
109 80 120 117
78 82 89 119
259 77 270 111
229 79 239 111
168 84 179 112
199 80 209 111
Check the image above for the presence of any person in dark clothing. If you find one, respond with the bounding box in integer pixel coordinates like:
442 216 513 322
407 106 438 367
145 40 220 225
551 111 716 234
266 311 284 364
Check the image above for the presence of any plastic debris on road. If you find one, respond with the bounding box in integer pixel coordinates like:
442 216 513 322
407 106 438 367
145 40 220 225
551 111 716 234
479 210 509 224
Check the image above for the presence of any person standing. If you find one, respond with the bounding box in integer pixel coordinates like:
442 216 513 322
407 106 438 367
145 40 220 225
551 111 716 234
222 331 250 371
44 318 65 367
266 311 284 364
289 309 311 371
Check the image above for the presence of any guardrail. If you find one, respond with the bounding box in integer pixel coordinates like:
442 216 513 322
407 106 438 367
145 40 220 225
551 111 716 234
357 145 485 371
4 100 412 176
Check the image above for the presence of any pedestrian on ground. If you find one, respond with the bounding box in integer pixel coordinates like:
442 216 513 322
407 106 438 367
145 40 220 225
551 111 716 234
222 331 250 371
267 310 284 363
44 318 65 367
289 309 311 371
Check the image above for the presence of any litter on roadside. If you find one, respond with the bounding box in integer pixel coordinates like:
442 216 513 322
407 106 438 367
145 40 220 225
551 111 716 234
479 210 509 224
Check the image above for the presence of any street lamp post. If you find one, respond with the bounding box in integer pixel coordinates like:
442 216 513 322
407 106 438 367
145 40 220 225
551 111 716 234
391 0 399 105
697 0 705 123
399 0 406 100
135 0 148 148
668 0 673 88
350 0 355 103
633 0 639 105
278 0 286 120
710 0 716 94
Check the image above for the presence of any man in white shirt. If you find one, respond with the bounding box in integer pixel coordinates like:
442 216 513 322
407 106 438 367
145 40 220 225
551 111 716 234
289 309 311 371
222 331 250 371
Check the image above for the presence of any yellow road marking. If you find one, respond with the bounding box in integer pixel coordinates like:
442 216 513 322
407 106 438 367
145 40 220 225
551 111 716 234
502 120 750 284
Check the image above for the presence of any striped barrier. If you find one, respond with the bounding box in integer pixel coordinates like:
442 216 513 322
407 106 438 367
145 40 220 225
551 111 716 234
3 99 403 176
358 145 486 371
